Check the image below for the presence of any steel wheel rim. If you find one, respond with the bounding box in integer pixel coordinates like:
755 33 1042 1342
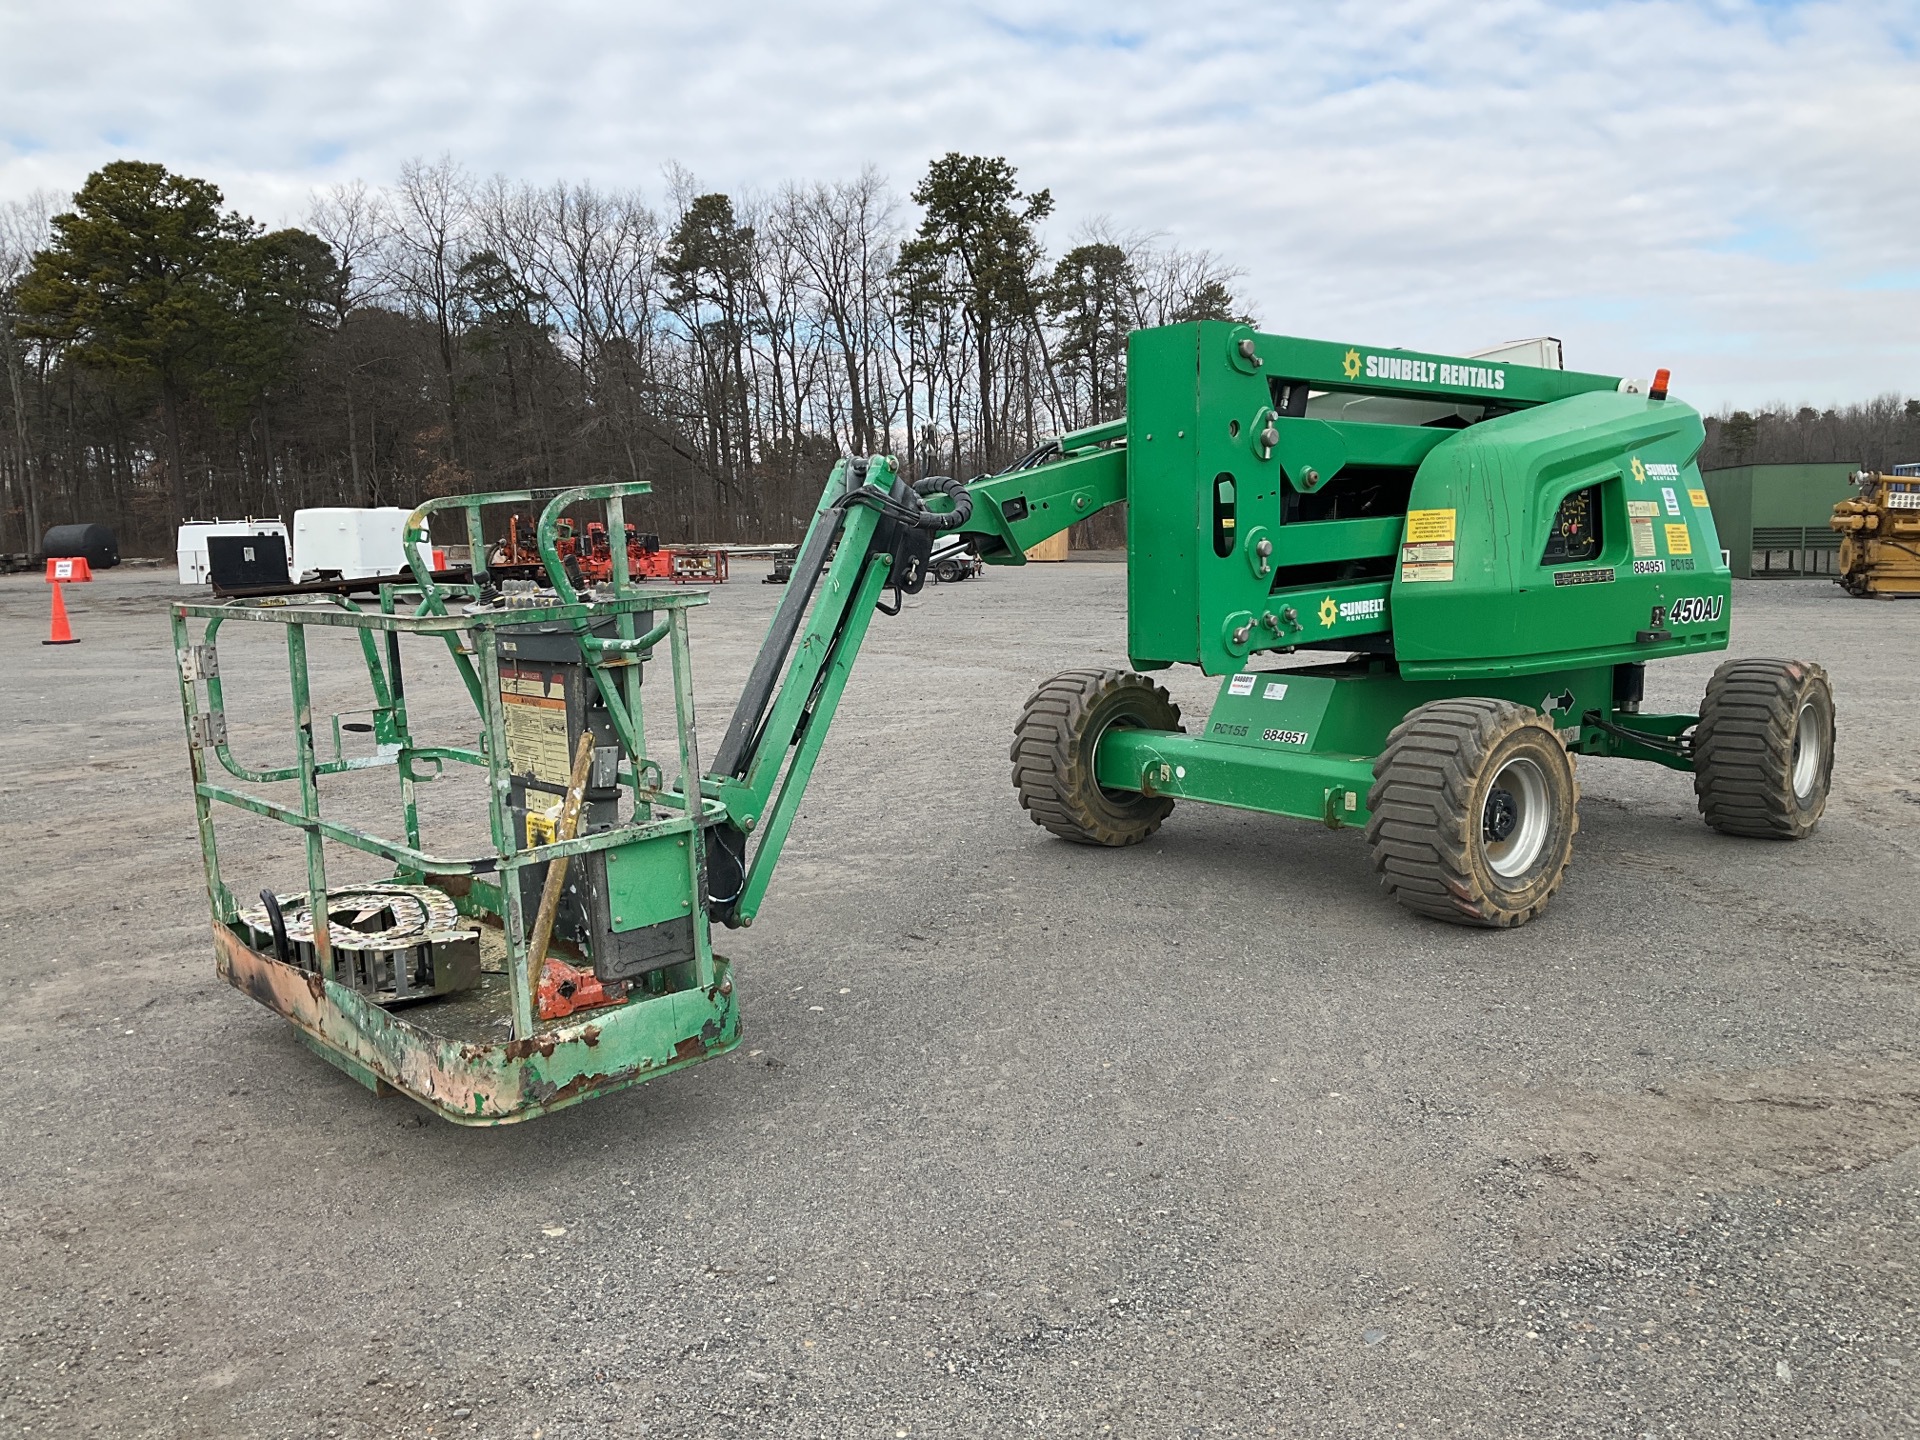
1093 712 1153 806
1790 700 1823 800
1483 756 1551 880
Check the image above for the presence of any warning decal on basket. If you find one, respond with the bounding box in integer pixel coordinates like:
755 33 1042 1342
502 688 572 784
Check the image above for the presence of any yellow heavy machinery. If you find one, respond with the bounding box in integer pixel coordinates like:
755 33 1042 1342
1831 465 1920 598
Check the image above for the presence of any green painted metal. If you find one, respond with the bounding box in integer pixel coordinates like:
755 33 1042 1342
1094 661 1618 828
702 455 902 924
730 550 894 924
605 834 697 932
937 321 1727 875
1094 323 1727 676
1700 461 1859 577
175 323 1742 1123
213 921 736 1126
1390 391 1729 679
952 445 1126 563
174 480 738 1124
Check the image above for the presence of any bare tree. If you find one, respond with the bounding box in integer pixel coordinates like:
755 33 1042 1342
0 192 56 548
1 151 1271 554
385 155 474 473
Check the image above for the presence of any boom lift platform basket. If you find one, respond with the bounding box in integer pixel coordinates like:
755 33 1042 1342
174 485 737 1123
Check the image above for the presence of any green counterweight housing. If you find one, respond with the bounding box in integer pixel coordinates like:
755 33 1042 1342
173 322 1835 1124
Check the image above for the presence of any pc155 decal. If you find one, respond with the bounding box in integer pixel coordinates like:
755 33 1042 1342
1668 595 1723 625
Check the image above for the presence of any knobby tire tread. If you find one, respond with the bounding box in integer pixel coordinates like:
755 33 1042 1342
1011 669 1182 847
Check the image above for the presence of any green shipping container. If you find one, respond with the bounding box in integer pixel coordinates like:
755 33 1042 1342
1699 462 1859 578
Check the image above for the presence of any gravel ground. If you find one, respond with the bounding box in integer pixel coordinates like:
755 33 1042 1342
1 559 1917 1439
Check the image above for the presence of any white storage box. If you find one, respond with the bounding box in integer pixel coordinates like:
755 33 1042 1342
292 508 434 582
177 519 291 586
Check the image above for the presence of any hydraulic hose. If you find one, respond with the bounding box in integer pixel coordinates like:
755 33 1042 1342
837 472 973 531
910 475 973 531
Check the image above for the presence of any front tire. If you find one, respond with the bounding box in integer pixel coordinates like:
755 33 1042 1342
1011 669 1183 846
1365 699 1580 928
1694 658 1834 839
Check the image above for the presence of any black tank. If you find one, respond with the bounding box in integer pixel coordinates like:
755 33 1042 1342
41 523 119 568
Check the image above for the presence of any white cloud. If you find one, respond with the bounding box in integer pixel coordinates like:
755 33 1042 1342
2 0 1916 408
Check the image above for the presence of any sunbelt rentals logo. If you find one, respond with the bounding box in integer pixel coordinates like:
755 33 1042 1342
1319 595 1385 628
1348 350 1507 390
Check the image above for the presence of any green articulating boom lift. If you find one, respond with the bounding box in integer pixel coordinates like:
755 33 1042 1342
173 321 1836 1124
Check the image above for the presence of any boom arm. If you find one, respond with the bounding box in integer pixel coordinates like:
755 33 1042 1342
946 421 1128 561
700 455 974 926
696 427 1133 925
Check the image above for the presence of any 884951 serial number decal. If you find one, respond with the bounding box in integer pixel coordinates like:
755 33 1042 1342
1262 728 1310 746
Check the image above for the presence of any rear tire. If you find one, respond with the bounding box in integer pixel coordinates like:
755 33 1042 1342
1011 669 1182 846
1693 658 1834 839
1365 699 1580 928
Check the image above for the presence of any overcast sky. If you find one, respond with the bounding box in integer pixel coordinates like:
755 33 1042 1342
3 0 1916 410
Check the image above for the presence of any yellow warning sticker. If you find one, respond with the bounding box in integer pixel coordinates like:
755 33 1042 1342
1631 517 1657 557
1689 488 1710 508
1405 509 1456 543
1400 561 1455 583
1627 500 1661 518
501 670 562 700
502 693 571 784
1664 522 1693 556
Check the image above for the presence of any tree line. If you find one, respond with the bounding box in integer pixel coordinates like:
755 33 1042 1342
3 155 1912 562
1700 397 1920 475
0 155 1245 555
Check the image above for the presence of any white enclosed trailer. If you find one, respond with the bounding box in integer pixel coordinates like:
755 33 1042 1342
176 518 291 586
292 508 436 582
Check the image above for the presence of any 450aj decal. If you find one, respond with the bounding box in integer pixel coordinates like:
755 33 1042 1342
1668 595 1723 626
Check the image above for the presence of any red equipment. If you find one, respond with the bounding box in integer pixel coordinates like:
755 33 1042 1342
536 958 627 1020
43 556 91 645
488 515 728 585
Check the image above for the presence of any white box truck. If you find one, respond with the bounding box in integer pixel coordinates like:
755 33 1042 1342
176 519 291 586
292 508 436 582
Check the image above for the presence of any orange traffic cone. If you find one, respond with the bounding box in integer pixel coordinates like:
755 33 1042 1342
44 582 78 645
